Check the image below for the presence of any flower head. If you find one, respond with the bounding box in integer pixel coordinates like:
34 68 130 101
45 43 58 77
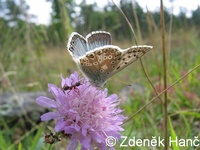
36 71 125 150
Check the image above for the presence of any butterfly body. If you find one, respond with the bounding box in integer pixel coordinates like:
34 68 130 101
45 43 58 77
67 31 153 87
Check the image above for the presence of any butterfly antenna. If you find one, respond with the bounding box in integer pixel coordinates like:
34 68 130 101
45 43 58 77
108 79 132 87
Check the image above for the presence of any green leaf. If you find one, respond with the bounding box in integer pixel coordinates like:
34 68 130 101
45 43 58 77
17 143 22 150
168 117 180 150
177 111 200 118
30 125 44 150
0 131 8 149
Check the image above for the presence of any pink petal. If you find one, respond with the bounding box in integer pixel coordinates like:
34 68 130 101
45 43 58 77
70 71 79 81
91 131 103 143
80 136 91 149
64 126 77 134
60 74 66 87
41 112 59 121
55 120 67 131
36 96 57 108
67 139 78 150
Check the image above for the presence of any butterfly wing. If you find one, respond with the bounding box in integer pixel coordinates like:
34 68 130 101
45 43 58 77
67 32 88 58
107 45 153 78
67 31 153 87
77 45 123 87
67 31 111 58
86 31 111 51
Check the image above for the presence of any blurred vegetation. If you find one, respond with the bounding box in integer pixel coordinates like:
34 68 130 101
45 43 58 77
1 0 200 46
0 0 200 150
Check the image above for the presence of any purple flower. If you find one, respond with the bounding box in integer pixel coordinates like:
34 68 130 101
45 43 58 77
36 71 125 150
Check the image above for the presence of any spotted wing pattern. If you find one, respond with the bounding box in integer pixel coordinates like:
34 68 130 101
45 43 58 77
67 31 153 87
77 45 152 87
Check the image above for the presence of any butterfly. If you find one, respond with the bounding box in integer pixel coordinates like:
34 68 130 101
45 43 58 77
67 31 153 87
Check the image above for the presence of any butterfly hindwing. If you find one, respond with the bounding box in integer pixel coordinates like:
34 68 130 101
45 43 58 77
78 46 123 86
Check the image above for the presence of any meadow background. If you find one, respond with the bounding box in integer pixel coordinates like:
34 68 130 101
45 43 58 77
0 0 200 149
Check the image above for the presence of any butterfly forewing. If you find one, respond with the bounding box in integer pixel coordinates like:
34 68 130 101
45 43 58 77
107 45 153 78
86 31 111 51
